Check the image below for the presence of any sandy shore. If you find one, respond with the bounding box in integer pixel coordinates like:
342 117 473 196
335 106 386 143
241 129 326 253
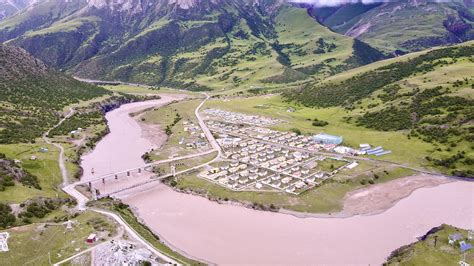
340 174 452 216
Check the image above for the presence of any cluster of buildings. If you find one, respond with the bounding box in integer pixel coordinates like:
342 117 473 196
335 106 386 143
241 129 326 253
449 232 473 253
201 121 353 195
199 108 396 194
180 120 208 150
359 144 392 156
204 108 282 126
94 240 160 265
207 121 371 156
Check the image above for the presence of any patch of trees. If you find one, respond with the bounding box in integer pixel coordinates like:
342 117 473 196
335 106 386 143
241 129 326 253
0 73 110 144
0 154 41 191
18 198 67 221
165 113 182 136
0 203 15 229
270 42 291 67
378 84 402 102
357 107 413 131
290 128 302 135
313 38 337 54
312 118 329 127
49 110 105 137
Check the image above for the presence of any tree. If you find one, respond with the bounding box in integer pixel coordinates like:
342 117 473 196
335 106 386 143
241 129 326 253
0 203 16 228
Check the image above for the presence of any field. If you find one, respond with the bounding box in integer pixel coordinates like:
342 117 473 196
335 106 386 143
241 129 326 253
142 98 209 161
0 141 67 203
102 84 198 96
0 211 117 265
322 40 474 84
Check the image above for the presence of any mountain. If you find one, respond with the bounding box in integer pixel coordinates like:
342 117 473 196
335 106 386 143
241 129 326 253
0 0 37 20
0 0 386 90
310 0 474 55
0 44 110 144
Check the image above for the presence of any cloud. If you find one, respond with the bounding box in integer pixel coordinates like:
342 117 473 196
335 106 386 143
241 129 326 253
287 0 390 7
288 0 457 7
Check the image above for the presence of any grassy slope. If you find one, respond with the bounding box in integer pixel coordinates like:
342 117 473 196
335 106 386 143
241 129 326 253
324 40 474 84
284 42 474 174
0 211 116 265
276 6 354 70
386 225 474 265
0 141 67 203
356 3 449 53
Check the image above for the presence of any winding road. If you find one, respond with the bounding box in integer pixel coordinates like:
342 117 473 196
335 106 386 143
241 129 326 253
43 108 75 186
54 90 228 265
50 102 195 265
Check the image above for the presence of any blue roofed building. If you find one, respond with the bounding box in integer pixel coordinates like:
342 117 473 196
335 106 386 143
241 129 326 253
460 242 472 252
313 133 343 145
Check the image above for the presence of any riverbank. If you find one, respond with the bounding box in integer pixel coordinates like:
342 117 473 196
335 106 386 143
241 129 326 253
121 180 473 264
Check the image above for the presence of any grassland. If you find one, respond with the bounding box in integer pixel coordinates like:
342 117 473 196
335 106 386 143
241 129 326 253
386 224 473 265
322 40 474 85
283 42 474 175
142 98 208 161
102 84 198 96
275 6 354 70
0 141 67 203
0 211 117 265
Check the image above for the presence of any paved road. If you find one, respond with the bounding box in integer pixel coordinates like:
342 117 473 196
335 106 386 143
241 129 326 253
47 107 181 264
195 93 222 157
43 108 75 186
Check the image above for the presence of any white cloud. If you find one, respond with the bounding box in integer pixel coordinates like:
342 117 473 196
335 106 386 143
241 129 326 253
288 0 387 7
288 0 457 7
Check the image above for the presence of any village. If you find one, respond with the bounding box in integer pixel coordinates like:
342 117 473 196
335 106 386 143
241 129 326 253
197 108 390 195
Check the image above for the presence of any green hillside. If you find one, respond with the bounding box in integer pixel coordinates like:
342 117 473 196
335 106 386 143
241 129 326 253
0 44 110 144
284 42 474 176
0 0 385 91
386 225 474 265
312 0 474 54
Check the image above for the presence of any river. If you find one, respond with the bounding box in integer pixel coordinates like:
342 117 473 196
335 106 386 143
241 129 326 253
80 99 474 265
80 95 185 181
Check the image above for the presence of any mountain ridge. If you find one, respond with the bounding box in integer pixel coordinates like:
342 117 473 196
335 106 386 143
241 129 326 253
310 0 474 54
0 0 386 90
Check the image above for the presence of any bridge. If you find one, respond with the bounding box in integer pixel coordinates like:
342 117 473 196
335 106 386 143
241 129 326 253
85 159 207 199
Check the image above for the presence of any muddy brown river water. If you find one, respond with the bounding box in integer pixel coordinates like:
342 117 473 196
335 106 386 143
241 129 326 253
81 99 474 265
